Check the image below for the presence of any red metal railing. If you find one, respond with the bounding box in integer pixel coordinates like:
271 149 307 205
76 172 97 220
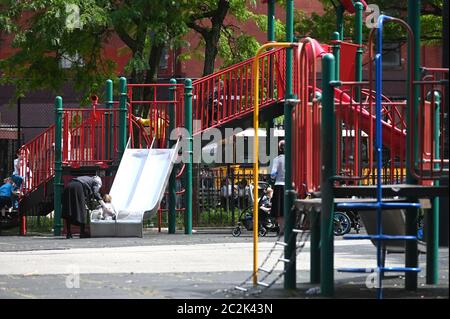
412 67 449 180
189 47 287 134
127 83 184 147
18 125 55 195
18 100 123 196
61 107 119 168
292 39 322 197
21 39 445 205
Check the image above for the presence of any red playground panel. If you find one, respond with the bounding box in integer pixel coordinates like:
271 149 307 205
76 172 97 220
339 0 368 14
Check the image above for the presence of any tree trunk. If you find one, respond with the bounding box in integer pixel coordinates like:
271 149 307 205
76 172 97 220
141 44 165 118
200 0 230 76
203 34 220 76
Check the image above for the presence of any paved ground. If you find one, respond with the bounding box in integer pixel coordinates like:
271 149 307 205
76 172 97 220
0 228 448 299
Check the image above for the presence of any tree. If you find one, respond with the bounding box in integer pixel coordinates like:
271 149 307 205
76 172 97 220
0 0 188 107
0 0 114 101
0 0 273 109
185 0 282 75
110 1 188 85
108 0 188 116
295 0 443 44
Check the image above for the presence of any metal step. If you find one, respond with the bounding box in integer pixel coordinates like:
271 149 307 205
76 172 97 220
234 286 248 292
257 281 270 287
278 258 290 263
259 267 271 273
275 241 287 246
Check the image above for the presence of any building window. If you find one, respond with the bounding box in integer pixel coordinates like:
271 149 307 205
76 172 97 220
60 52 83 69
382 43 401 68
159 48 169 70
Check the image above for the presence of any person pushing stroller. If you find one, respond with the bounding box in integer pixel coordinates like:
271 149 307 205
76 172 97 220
232 185 278 237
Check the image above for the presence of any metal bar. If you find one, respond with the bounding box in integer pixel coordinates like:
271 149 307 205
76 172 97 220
406 1 420 290
118 77 127 160
169 78 177 234
320 53 336 297
53 97 63 236
284 0 296 290
184 79 193 235
310 210 320 284
427 91 441 284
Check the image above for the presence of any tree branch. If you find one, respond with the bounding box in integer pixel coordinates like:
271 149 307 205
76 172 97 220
115 25 137 52
186 21 209 38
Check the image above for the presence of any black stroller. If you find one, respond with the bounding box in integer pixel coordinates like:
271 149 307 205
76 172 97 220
232 182 279 237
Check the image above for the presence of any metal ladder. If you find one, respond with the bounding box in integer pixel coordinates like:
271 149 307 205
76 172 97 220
230 211 310 296
335 15 421 299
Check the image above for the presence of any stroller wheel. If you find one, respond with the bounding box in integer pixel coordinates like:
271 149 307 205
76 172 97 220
258 227 267 237
232 227 241 237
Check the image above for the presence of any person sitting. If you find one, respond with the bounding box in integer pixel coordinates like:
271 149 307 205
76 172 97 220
259 187 273 227
101 194 117 220
0 177 20 218
135 110 166 147
11 150 24 190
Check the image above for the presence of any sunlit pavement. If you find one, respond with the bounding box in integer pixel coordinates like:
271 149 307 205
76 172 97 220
0 229 447 299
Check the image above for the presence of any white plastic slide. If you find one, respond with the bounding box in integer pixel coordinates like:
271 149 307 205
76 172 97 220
91 139 179 237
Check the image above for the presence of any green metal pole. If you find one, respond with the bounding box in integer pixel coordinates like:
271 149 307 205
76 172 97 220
332 32 341 82
105 79 113 161
354 1 363 177
336 4 344 40
406 0 420 291
168 78 177 234
53 96 63 236
310 209 321 283
426 92 441 284
118 77 128 160
320 53 336 297
184 78 193 235
268 0 275 42
283 0 296 290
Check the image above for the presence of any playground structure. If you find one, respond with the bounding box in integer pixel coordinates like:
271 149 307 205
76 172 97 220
5 0 448 299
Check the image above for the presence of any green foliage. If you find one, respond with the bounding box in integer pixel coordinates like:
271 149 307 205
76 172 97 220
0 0 116 101
0 0 270 102
185 0 269 75
294 0 443 44
218 32 260 67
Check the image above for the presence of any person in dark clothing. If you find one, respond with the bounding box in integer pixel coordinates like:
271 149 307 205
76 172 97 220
271 140 285 235
62 175 105 239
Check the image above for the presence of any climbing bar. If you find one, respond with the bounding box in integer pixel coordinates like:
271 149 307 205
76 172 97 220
343 234 417 241
336 202 421 210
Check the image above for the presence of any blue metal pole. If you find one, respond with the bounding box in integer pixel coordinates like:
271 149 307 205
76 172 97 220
375 51 384 299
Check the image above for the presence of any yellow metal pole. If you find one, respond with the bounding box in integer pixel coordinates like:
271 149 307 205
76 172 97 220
252 42 296 285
